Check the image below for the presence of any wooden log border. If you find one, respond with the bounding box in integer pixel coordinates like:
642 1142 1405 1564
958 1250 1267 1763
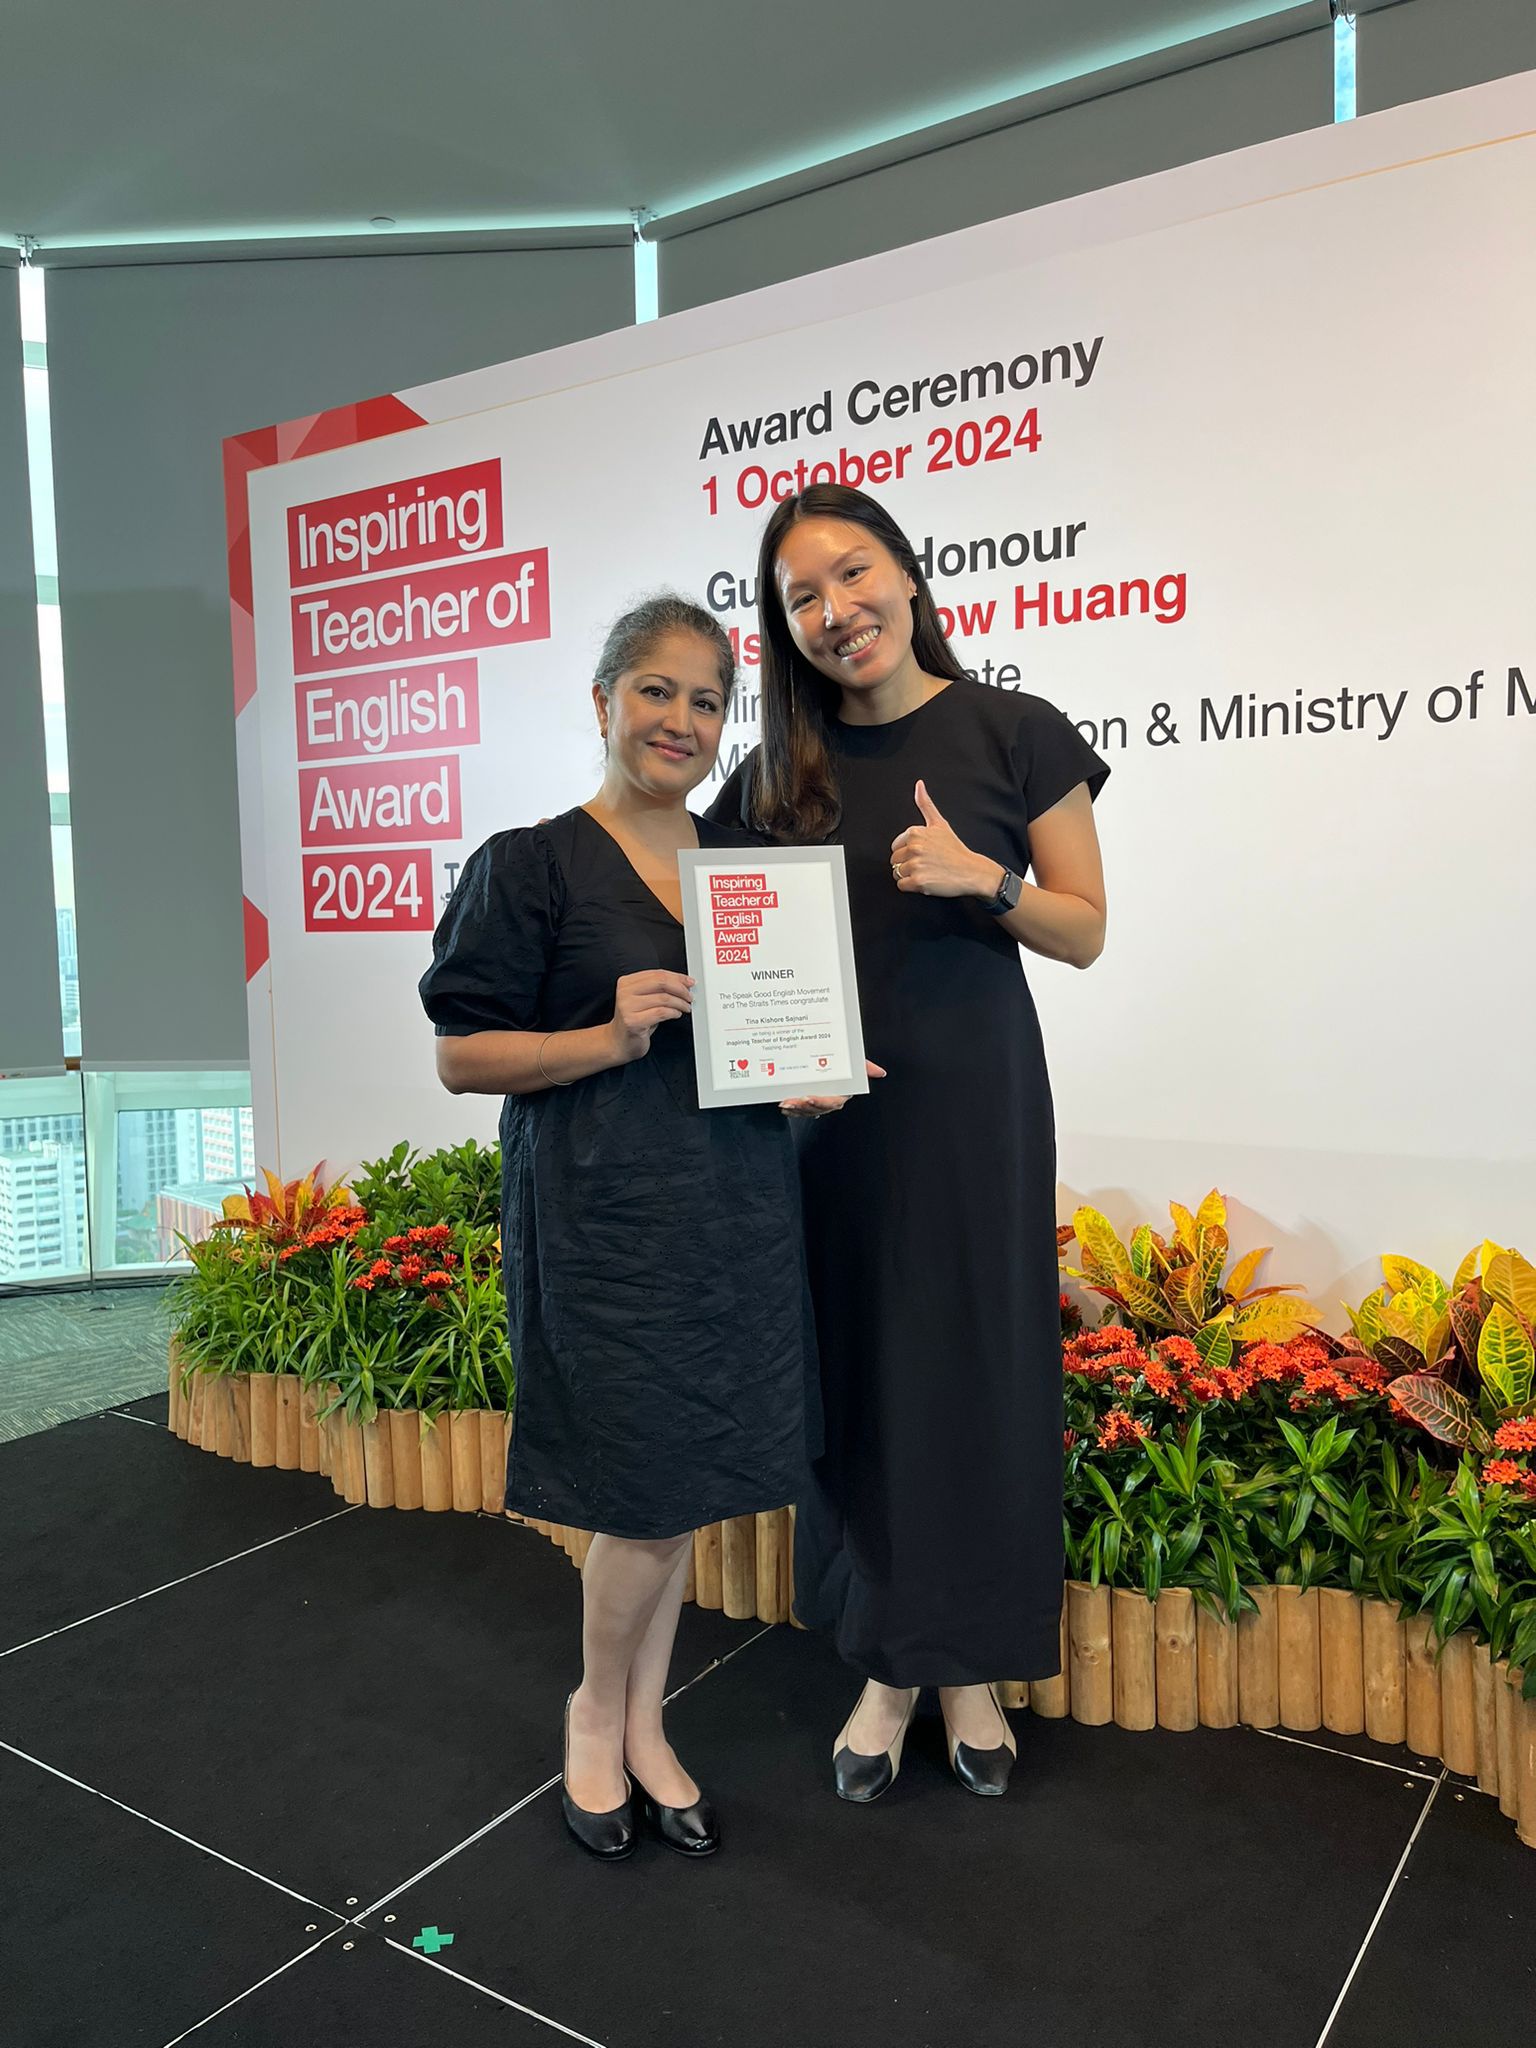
168 1354 1536 1852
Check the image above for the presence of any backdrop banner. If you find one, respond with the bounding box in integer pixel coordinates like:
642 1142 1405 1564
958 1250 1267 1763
229 74 1536 1302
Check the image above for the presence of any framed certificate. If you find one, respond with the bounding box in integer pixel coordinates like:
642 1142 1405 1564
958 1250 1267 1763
678 846 869 1109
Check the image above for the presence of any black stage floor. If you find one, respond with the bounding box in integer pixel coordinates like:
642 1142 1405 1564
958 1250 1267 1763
3 1396 1530 2047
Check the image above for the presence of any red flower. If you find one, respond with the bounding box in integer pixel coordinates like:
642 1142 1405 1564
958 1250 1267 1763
383 1234 411 1254
1494 1418 1536 1452
1142 1361 1185 1403
1291 1366 1364 1409
1063 1428 1077 1450
350 1274 375 1292
442 1252 460 1269
1070 1329 1138 1358
421 1270 453 1291
368 1258 392 1280
1344 1356 1390 1392
1245 1342 1300 1385
1289 1338 1332 1373
1096 1407 1151 1451
1481 1458 1524 1489
277 1246 299 1262
397 1254 425 1282
1158 1336 1200 1373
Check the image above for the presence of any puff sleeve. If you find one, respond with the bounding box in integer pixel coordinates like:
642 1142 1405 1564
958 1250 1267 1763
417 829 563 1037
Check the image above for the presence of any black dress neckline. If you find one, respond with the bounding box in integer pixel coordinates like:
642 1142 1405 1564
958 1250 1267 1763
833 681 956 754
572 804 698 927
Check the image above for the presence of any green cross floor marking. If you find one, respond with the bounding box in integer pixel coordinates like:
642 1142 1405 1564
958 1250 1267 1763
412 1926 455 1954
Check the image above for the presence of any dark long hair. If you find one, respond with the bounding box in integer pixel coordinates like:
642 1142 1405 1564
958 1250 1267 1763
751 485 971 841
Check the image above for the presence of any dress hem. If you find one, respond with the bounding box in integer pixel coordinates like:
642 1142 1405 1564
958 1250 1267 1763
507 1490 796 1544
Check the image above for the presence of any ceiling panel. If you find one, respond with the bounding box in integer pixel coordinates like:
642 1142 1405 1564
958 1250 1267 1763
0 1 1312 243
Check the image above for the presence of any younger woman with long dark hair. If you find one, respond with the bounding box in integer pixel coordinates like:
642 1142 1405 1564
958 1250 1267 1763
711 486 1109 1800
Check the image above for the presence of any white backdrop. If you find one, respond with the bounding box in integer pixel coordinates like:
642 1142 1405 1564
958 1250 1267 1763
234 74 1536 1309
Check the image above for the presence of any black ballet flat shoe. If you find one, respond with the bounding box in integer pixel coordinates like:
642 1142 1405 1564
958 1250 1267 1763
832 1684 919 1803
636 1786 720 1857
562 1694 636 1859
943 1682 1018 1798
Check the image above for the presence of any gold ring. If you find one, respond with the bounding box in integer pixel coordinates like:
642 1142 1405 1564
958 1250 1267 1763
892 861 904 880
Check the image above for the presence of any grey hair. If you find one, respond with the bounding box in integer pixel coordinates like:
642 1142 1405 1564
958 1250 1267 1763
592 592 736 707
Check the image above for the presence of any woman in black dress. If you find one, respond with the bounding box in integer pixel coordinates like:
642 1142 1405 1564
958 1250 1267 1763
710 486 1109 1800
419 596 839 1860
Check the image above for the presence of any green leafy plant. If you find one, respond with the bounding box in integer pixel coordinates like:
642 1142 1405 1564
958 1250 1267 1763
169 1150 511 1418
351 1140 500 1234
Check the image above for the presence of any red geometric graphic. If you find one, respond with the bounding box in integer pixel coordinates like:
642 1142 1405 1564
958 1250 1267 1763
242 895 270 982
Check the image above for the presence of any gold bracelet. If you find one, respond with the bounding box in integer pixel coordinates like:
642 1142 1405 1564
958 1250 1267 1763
536 1033 572 1087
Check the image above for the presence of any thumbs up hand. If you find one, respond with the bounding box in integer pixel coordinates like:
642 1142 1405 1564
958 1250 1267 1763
889 780 1004 901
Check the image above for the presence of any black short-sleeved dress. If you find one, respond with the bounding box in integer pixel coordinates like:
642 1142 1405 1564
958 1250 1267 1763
710 681 1108 1686
418 805 819 1540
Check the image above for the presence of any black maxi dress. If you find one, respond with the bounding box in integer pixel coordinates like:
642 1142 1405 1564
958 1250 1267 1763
710 681 1108 1685
418 805 820 1539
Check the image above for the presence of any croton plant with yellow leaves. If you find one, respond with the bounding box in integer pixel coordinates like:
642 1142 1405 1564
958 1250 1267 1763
1056 1199 1536 1695
1349 1241 1536 1489
215 1163 357 1244
1061 1189 1319 1368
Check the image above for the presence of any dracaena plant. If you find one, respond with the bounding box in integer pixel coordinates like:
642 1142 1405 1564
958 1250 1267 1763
1061 1190 1319 1367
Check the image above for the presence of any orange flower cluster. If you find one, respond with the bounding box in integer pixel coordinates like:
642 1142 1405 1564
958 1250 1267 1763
1096 1407 1151 1451
382 1225 454 1253
1062 1329 1374 1413
1479 1418 1536 1500
347 1224 463 1293
1480 1458 1536 1499
273 1205 370 1262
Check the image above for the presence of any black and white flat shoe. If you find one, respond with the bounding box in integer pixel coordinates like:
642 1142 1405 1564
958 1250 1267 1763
942 1682 1018 1797
832 1684 919 1803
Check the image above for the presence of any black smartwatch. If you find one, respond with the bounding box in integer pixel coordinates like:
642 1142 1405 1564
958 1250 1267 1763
984 865 1022 915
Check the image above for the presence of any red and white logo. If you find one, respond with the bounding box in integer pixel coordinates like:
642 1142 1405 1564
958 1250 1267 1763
817 1056 830 1069
733 1060 750 1073
760 1061 776 1076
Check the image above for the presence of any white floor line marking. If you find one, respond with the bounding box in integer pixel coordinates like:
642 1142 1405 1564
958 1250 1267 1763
358 1774 562 1918
665 1621 775 1703
357 1623 775 1918
108 1409 165 1429
1311 1771 1446 2048
1252 1727 1439 1781
0 1737 341 1913
387 1940 609 2047
159 1930 340 2046
0 1506 360 1659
